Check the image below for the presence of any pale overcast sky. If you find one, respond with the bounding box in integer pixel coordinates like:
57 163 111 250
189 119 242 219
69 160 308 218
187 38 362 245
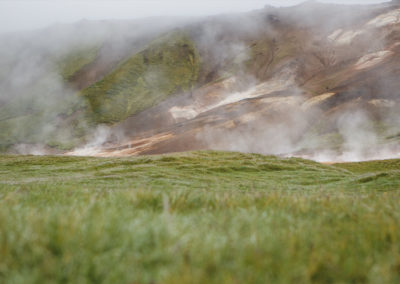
0 0 391 34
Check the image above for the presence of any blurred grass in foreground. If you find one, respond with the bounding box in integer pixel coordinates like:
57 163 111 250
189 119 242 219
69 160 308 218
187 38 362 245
0 151 400 283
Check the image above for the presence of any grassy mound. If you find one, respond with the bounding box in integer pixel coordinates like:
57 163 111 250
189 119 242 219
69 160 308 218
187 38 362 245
1 151 400 283
82 31 200 123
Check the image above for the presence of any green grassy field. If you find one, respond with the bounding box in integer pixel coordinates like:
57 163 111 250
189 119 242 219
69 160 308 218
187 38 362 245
1 151 400 283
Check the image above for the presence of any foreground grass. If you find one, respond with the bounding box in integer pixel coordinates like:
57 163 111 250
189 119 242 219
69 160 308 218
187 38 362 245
0 151 400 283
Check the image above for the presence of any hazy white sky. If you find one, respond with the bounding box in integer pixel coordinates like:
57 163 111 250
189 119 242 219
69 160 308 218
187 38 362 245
0 0 391 34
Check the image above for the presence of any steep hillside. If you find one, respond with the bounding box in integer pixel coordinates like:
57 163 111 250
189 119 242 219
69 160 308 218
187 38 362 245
83 31 199 123
0 18 192 152
73 1 400 162
1 2 400 161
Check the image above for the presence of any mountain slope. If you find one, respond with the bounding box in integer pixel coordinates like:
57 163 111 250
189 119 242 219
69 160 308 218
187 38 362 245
1 2 400 161
83 31 199 123
76 2 400 161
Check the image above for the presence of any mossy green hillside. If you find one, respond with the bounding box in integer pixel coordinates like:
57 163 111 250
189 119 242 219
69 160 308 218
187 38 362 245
82 31 200 123
0 74 89 151
1 151 400 283
0 43 103 151
0 31 200 151
56 45 100 81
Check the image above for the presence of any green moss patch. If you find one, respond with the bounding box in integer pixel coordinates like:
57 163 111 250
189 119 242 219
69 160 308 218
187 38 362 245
56 45 100 81
82 31 200 123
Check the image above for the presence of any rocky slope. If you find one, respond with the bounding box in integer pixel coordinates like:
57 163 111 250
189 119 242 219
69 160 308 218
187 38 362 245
2 1 400 161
